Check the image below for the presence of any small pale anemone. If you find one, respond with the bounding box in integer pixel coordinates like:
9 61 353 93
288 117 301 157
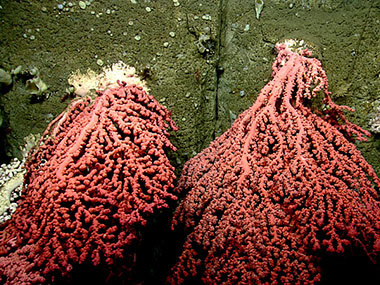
68 61 148 97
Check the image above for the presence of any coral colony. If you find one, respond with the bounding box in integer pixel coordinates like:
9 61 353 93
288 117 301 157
168 41 380 283
0 42 379 284
0 63 178 283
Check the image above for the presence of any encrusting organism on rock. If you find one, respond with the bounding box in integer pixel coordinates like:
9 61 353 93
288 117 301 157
0 62 178 284
168 40 380 284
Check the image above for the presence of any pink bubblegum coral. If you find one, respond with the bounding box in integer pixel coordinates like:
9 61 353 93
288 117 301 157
0 78 177 283
168 42 380 284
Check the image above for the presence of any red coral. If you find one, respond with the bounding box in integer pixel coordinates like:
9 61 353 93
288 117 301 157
169 44 380 284
0 83 177 283
0 244 45 284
